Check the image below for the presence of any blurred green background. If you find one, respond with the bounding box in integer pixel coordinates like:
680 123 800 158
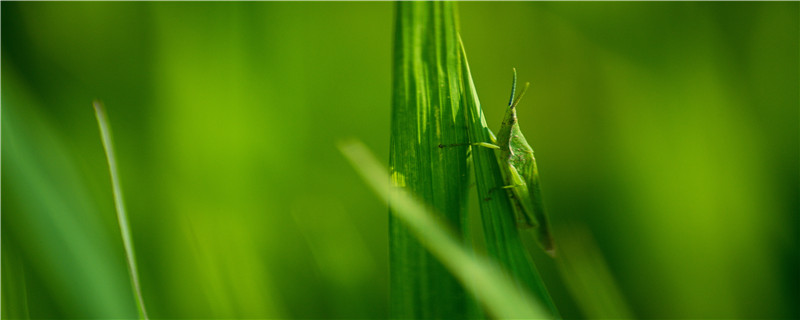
2 2 797 319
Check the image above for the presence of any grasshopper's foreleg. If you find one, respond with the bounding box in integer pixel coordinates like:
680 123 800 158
438 142 500 149
487 183 524 194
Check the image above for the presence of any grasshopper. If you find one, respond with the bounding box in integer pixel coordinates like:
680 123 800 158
441 69 554 256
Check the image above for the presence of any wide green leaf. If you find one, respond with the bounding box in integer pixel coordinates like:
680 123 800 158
389 2 473 319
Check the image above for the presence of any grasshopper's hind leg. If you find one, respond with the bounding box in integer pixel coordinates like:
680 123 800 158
507 193 538 228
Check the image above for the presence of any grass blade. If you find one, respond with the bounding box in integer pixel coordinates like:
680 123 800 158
340 140 549 319
93 101 149 320
458 38 560 317
556 224 633 319
3 69 146 317
390 2 474 318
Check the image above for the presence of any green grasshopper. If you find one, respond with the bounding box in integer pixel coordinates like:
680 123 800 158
441 69 554 256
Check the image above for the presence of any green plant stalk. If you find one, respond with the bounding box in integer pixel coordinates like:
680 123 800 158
93 101 149 320
389 2 475 318
341 140 549 319
458 38 560 317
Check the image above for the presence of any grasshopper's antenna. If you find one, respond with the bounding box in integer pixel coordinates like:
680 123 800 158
512 82 530 108
507 68 517 107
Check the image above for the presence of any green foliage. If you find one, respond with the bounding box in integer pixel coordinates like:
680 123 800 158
1 2 798 319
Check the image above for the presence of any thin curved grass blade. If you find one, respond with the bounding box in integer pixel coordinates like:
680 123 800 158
93 101 149 320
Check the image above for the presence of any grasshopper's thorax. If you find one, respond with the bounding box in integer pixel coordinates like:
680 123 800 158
496 105 519 161
497 104 536 172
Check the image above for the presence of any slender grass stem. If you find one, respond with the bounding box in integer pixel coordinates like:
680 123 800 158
93 101 149 320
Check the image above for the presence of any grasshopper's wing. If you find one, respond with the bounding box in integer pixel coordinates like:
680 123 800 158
505 163 537 228
520 152 555 254
490 141 534 229
509 129 555 254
